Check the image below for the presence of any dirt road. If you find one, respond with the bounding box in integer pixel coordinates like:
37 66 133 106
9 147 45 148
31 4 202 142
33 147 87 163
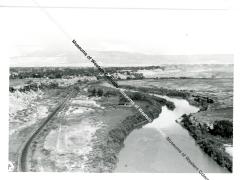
17 88 78 172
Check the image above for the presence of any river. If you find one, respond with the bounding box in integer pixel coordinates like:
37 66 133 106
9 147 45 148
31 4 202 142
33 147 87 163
114 95 228 173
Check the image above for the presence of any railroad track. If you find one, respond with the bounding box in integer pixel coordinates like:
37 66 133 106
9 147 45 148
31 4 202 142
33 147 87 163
17 88 78 172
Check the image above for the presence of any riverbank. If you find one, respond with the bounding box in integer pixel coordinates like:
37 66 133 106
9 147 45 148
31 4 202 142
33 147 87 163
83 84 175 172
117 83 232 172
114 94 228 173
180 114 232 172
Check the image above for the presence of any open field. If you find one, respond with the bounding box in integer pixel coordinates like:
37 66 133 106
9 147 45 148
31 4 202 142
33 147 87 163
117 78 233 107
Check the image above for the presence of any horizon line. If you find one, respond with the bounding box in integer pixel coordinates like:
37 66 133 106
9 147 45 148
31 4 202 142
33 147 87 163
9 64 234 68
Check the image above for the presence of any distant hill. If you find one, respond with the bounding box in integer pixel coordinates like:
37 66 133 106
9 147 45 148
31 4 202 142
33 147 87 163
10 50 233 67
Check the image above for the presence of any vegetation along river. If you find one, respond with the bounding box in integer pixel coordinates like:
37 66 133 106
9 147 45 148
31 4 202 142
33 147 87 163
114 95 228 173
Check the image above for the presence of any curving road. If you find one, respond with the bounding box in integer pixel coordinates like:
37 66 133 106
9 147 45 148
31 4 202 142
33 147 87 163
17 88 78 172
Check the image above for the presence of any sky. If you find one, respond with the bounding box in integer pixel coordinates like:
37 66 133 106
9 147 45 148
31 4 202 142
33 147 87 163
0 0 235 66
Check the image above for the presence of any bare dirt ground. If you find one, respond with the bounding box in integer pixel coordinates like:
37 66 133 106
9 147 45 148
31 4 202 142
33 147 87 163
9 81 138 172
9 88 69 171
26 85 137 172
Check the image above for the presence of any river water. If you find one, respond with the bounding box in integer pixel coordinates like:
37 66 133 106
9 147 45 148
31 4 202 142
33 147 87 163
114 95 228 173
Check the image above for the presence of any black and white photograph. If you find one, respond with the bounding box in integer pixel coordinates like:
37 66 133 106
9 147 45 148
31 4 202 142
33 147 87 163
1 0 240 180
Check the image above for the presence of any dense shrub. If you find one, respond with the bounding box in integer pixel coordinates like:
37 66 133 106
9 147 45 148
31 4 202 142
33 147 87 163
119 85 190 99
118 95 128 105
130 92 145 101
104 90 118 97
88 87 118 97
198 139 232 172
97 89 104 96
181 114 232 172
9 87 15 93
210 120 233 138
118 92 146 105
88 88 96 96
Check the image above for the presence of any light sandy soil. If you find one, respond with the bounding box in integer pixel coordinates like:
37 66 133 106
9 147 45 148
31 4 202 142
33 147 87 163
30 94 104 172
28 86 137 172
8 88 69 172
9 90 45 134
